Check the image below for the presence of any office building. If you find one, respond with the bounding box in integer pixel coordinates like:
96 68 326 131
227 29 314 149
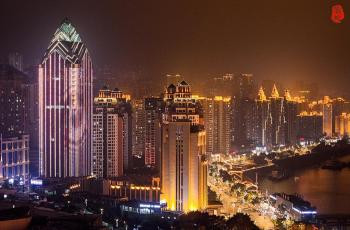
161 81 207 212
38 19 93 177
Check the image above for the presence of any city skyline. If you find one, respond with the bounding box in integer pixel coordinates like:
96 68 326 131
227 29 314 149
1 2 350 229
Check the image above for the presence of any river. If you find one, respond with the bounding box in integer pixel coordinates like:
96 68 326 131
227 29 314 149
259 155 350 214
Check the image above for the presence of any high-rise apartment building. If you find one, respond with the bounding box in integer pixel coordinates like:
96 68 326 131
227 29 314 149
269 84 285 146
0 64 28 138
92 88 124 178
144 97 162 170
202 96 231 155
297 112 323 142
132 99 145 158
334 113 350 136
284 90 298 146
161 81 207 212
232 74 254 149
251 87 271 148
210 74 234 97
38 19 93 177
322 96 333 137
332 97 346 134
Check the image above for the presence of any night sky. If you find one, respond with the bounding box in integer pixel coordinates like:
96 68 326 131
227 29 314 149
1 0 349 92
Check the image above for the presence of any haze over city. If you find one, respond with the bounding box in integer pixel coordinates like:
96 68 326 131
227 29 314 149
1 0 349 94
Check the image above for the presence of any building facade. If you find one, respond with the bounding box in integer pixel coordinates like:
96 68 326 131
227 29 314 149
38 19 93 177
0 64 28 138
334 113 350 137
202 96 231 155
322 96 333 137
252 87 271 148
161 81 207 212
132 99 145 158
297 112 323 143
144 97 162 169
269 84 285 146
0 135 29 182
284 90 298 146
93 88 124 178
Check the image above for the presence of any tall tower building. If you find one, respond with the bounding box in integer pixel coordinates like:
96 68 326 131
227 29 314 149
269 84 285 146
0 64 28 138
322 96 333 137
202 96 231 155
93 88 124 178
232 74 254 149
161 81 207 212
144 97 162 170
252 87 271 148
0 64 30 182
283 90 298 146
132 99 145 158
38 19 93 177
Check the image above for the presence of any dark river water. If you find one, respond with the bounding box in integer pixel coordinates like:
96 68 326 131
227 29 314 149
259 155 350 214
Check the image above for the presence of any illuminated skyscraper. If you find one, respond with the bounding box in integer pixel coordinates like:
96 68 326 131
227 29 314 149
0 64 33 182
132 99 145 158
144 97 162 170
322 96 333 137
202 96 231 155
161 81 207 212
269 84 285 146
93 88 124 178
252 87 271 148
0 64 28 138
38 19 93 177
232 74 254 149
283 90 298 146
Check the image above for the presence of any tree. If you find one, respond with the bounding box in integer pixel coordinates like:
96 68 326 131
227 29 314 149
226 213 259 230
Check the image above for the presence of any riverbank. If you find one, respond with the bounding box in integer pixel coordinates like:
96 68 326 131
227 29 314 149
259 155 350 214
244 140 350 180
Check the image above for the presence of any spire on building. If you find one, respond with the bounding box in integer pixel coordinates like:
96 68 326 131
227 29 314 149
271 84 280 98
257 86 267 101
43 19 86 64
284 89 292 101
51 18 82 43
